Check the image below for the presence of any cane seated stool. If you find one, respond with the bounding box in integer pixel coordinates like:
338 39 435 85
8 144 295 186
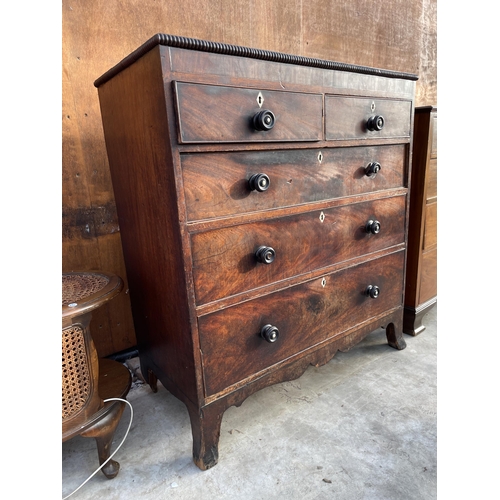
62 271 131 479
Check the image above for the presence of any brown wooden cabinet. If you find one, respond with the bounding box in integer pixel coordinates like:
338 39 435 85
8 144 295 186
404 106 437 335
95 34 417 470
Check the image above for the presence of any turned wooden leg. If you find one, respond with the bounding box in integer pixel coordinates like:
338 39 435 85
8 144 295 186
80 401 126 479
187 403 225 470
385 318 407 351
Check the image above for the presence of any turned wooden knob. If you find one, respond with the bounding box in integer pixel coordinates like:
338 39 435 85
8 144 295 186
249 173 271 192
365 162 381 177
255 245 276 264
366 285 380 299
253 109 275 131
365 219 381 234
260 324 280 343
367 115 385 131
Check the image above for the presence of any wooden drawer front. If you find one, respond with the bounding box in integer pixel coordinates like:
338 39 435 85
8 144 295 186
423 201 437 250
182 145 406 221
199 250 405 396
174 82 323 143
426 158 437 201
191 195 406 304
419 248 437 304
325 96 411 141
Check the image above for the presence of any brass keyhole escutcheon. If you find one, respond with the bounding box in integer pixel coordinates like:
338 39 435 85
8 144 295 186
321 278 327 287
319 211 325 223
318 151 323 163
257 92 264 108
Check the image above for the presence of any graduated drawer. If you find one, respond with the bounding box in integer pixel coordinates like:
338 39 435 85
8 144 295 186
325 96 412 141
191 195 406 305
199 250 405 396
182 145 406 221
173 82 323 143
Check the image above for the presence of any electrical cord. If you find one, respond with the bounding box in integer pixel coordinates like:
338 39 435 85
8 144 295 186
62 398 134 500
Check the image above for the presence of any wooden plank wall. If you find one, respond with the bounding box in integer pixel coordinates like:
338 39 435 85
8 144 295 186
62 0 437 357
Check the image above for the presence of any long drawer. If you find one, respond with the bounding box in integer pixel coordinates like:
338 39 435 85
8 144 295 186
325 96 412 141
173 82 323 143
181 145 406 221
191 195 406 304
199 250 405 396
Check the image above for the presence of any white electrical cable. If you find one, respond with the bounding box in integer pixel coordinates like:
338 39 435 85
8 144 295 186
62 398 134 500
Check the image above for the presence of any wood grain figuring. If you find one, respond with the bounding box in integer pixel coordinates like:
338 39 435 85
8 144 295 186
325 97 412 141
63 0 435 357
181 145 406 220
174 82 323 143
168 47 417 100
418 249 437 304
199 250 404 396
191 196 406 304
427 158 437 201
97 47 200 404
95 35 415 469
423 202 437 250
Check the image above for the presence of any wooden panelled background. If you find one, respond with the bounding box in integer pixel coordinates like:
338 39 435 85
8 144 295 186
62 0 437 357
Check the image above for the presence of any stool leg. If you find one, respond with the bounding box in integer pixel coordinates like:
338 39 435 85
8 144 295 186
80 401 126 479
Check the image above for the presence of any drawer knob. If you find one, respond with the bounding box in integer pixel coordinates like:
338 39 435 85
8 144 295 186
248 173 271 192
366 285 380 299
260 324 280 343
253 109 275 131
367 115 385 131
365 161 381 177
365 219 381 234
255 245 276 264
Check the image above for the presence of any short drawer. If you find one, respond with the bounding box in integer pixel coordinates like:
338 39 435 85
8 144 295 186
182 144 406 221
191 195 406 304
173 82 323 143
199 250 405 396
325 96 412 141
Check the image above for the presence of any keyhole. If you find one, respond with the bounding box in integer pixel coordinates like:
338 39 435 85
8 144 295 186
318 151 323 163
371 101 376 112
256 92 264 108
321 278 327 287
319 212 325 223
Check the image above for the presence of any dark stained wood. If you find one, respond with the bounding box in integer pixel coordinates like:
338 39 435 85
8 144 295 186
325 96 412 141
95 35 415 468
403 106 437 335
181 145 406 220
199 250 404 396
62 0 436 358
191 196 406 304
96 46 201 405
174 82 323 143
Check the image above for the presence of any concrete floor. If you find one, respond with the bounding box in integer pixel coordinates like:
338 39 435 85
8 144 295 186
62 306 437 500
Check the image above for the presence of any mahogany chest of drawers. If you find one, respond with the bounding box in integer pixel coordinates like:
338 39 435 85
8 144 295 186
95 34 417 470
404 106 437 335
